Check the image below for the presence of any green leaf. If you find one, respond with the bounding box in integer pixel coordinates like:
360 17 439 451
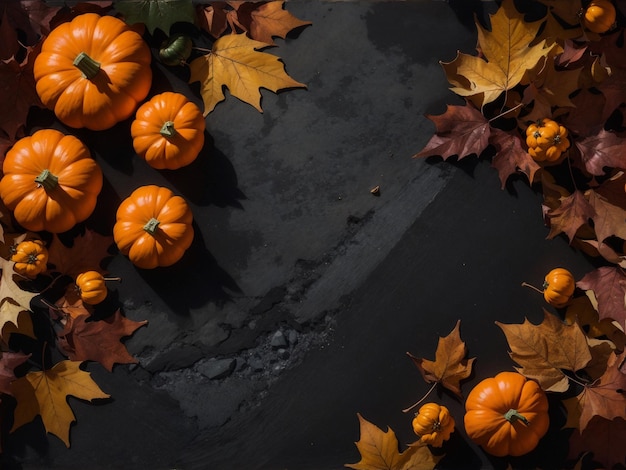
115 0 195 34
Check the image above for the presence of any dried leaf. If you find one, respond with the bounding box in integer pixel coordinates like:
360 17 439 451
577 266 626 324
569 416 626 470
545 190 596 243
115 0 194 34
245 1 311 45
490 127 541 187
47 230 114 278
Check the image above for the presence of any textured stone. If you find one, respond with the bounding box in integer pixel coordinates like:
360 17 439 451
198 358 236 380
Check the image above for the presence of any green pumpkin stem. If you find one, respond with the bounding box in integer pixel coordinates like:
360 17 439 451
504 409 530 425
34 169 59 191
73 52 101 79
143 217 160 234
160 121 178 137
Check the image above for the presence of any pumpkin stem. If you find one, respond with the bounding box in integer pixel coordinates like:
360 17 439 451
73 51 101 79
504 409 530 425
143 217 160 234
34 169 59 191
160 121 178 137
521 282 544 294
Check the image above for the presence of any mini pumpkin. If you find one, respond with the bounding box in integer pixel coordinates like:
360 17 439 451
114 185 194 269
543 267 575 308
525 118 570 163
34 13 152 131
412 402 455 447
0 129 103 233
464 371 549 457
583 0 616 34
76 271 108 305
131 92 205 170
11 239 48 278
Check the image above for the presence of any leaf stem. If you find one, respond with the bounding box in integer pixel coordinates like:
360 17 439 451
488 103 524 123
402 381 438 413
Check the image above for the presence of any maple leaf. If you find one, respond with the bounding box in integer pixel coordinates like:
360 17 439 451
57 310 147 372
0 351 29 394
345 414 441 470
47 230 114 278
0 0 59 44
545 190 595 243
575 130 626 176
48 1 113 31
586 189 626 243
441 0 554 107
489 128 541 187
0 11 19 61
11 360 110 447
412 104 490 160
189 33 306 115
238 1 312 45
535 0 583 43
496 310 592 392
563 88 606 138
196 2 230 39
577 266 626 325
569 416 626 470
591 30 626 123
115 0 195 34
0 257 37 335
407 320 475 399
0 43 43 140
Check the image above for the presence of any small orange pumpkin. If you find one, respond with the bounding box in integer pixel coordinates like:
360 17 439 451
76 271 108 305
543 267 575 308
131 92 205 170
525 118 570 163
0 129 103 233
412 402 455 447
464 372 549 457
583 0 616 34
114 185 194 269
11 239 48 278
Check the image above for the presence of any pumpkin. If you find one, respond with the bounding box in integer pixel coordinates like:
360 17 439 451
159 33 193 66
0 129 103 233
543 267 575 308
114 185 194 269
11 239 48 278
464 372 549 457
583 0 616 33
34 13 152 131
412 402 455 447
525 118 570 163
131 92 205 170
76 271 108 305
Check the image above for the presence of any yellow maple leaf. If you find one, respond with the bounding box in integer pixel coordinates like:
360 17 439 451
189 33 306 115
345 414 441 470
10 360 110 447
441 0 554 107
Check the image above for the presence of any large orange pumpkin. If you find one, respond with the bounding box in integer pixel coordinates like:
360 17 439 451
0 129 103 233
113 185 194 269
34 13 152 131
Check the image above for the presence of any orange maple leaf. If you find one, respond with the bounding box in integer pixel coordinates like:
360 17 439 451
245 1 311 45
10 360 110 447
188 33 306 114
345 414 441 470
407 320 475 399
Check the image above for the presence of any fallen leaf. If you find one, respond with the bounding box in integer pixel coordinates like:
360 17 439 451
46 230 114 278
545 190 596 243
489 127 541 187
242 1 311 45
577 266 626 325
586 189 626 243
575 130 626 176
189 33 306 114
0 0 59 44
196 2 229 38
115 0 194 34
568 416 626 470
0 257 37 335
0 351 29 394
10 360 110 447
496 310 592 392
407 320 475 399
0 11 20 60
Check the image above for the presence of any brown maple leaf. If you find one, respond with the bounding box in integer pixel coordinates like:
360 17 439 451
586 189 626 243
238 1 311 45
47 229 114 278
345 414 441 470
0 0 59 45
196 2 230 38
413 104 490 161
407 320 475 399
57 310 147 372
489 127 541 187
188 33 306 114
590 30 626 123
568 416 626 470
545 190 596 243
10 360 110 447
0 11 19 61
575 130 626 176
0 351 29 394
577 266 626 325
496 310 592 392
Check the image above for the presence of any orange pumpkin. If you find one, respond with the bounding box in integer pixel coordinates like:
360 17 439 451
412 402 455 447
131 92 205 170
525 119 570 163
34 13 152 131
0 129 103 233
11 239 48 278
76 271 108 305
464 372 549 457
543 268 575 308
583 0 616 33
114 185 194 269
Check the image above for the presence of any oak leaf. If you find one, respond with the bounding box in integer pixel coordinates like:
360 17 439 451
57 310 147 372
568 416 626 470
496 310 592 392
407 320 475 399
545 190 595 243
10 360 110 447
575 130 626 176
441 0 554 107
189 33 306 115
577 266 626 324
345 414 441 470
47 230 114 278
413 104 490 161
489 128 541 187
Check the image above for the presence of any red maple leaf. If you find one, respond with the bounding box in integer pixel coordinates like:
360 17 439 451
545 190 596 242
0 0 60 45
413 104 491 160
577 266 626 324
574 130 626 176
490 127 541 187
